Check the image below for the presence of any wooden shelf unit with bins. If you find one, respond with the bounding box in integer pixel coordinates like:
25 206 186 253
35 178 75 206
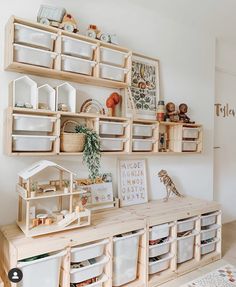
0 197 221 287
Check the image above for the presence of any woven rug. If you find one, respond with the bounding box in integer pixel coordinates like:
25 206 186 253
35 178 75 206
181 265 236 287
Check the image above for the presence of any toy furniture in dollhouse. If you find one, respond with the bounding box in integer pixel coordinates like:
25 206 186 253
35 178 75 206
17 160 91 237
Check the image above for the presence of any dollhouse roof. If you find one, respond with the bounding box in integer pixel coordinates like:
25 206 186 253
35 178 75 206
18 160 75 180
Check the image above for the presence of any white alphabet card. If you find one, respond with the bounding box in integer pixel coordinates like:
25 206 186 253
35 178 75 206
118 159 148 207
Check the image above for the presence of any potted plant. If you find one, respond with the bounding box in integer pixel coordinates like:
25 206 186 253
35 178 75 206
64 180 70 194
75 125 101 179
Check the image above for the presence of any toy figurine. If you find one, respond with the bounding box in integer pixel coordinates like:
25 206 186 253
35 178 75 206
37 5 66 28
178 103 195 123
60 13 78 33
165 102 179 122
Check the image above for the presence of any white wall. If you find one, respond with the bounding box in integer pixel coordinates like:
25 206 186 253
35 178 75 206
214 40 236 223
0 0 215 226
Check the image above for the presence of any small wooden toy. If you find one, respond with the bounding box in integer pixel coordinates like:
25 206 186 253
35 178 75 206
60 13 78 33
37 5 66 27
178 103 195 123
166 102 179 122
86 24 100 39
106 92 121 116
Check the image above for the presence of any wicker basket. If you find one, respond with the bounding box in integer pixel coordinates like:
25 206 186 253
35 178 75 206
60 120 86 152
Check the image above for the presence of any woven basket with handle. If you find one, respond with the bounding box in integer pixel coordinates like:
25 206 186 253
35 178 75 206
60 120 86 152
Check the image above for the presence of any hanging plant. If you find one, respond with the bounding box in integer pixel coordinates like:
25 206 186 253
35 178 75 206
75 125 101 179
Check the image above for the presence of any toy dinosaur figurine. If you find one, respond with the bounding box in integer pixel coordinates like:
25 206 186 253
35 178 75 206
158 169 184 202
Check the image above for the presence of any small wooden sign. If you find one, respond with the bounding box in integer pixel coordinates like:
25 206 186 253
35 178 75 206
118 159 148 207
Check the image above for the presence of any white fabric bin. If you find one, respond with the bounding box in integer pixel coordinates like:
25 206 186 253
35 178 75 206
182 128 199 139
17 250 65 287
177 233 195 264
14 23 57 51
100 63 128 82
149 223 170 241
13 114 56 132
133 124 155 138
100 138 127 151
149 239 174 258
201 225 220 241
61 54 96 75
70 255 109 284
201 240 218 255
113 230 143 286
100 47 128 67
12 135 56 152
62 36 96 60
182 141 198 152
177 217 197 233
201 212 218 227
132 139 155 152
99 122 126 136
71 239 109 262
149 254 173 275
14 44 56 68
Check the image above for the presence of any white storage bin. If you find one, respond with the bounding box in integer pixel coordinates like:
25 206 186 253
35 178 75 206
113 231 143 286
201 225 220 241
100 47 128 67
12 135 56 152
177 233 195 264
201 212 218 227
182 141 198 152
70 255 109 284
14 23 57 51
17 250 65 287
61 55 96 75
133 124 155 138
177 217 197 233
132 139 155 152
14 44 57 68
149 223 171 241
182 128 199 139
71 239 109 262
99 121 126 136
62 36 96 60
149 239 174 258
100 63 128 82
149 254 173 275
74 274 108 287
13 114 56 132
201 239 218 255
100 138 127 151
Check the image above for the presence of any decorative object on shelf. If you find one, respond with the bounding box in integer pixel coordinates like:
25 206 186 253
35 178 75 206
86 24 100 39
159 133 167 152
118 159 148 207
158 169 184 202
128 54 160 120
59 13 78 33
80 99 105 115
86 24 118 44
156 100 165 121
106 92 121 116
37 5 66 27
75 125 101 179
179 103 195 124
165 102 179 122
58 103 69 112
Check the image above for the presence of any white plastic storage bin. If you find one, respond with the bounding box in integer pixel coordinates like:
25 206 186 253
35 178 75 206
13 114 56 133
71 239 109 262
201 212 218 227
100 47 128 67
149 224 171 241
132 139 155 152
113 230 143 286
133 124 155 138
73 274 108 287
177 217 196 233
149 239 173 258
14 23 57 51
61 36 96 60
201 239 218 255
201 225 220 241
14 44 57 68
70 255 109 284
100 138 127 151
182 128 199 139
100 64 127 82
61 55 96 75
17 250 65 287
182 141 198 152
149 254 173 275
177 233 195 264
12 135 56 152
99 121 126 136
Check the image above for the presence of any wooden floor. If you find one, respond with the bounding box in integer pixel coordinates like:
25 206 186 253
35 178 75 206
160 221 236 286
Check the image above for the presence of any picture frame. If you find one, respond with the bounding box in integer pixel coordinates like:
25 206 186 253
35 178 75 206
118 159 148 207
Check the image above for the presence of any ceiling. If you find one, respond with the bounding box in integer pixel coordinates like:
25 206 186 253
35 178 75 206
131 0 236 45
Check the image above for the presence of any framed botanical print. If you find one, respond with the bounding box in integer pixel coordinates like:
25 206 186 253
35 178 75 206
126 53 160 120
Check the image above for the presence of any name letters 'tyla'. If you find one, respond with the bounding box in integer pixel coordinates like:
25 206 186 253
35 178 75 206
215 103 236 118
